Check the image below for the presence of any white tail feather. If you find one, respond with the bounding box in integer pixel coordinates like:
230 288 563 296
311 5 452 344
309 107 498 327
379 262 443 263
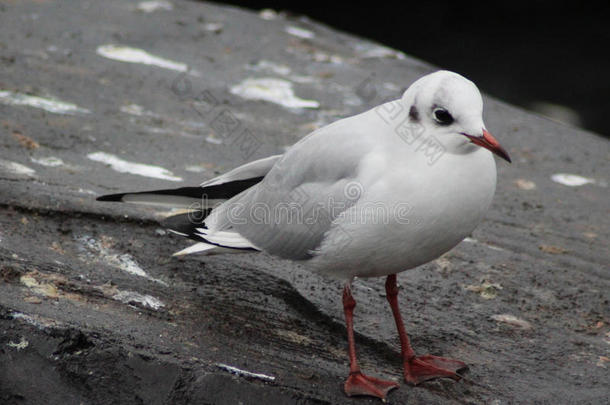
172 242 220 256
120 194 225 208
194 228 257 249
172 242 250 256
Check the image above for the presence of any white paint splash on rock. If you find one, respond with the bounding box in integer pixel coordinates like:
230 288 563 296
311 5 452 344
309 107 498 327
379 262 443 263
247 60 291 76
184 165 207 173
462 236 505 252
285 25 315 39
0 90 90 114
77 188 97 195
353 43 406 59
230 78 319 109
259 9 278 20
87 151 182 182
205 135 223 145
551 173 595 187
6 337 29 351
30 156 64 167
216 363 276 382
10 312 61 330
120 103 158 117
136 1 173 13
0 159 36 177
490 314 532 330
202 22 224 33
96 44 188 72
77 235 168 286
514 178 536 190
112 290 165 310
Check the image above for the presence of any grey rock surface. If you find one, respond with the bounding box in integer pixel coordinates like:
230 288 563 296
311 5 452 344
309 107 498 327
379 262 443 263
0 1 608 404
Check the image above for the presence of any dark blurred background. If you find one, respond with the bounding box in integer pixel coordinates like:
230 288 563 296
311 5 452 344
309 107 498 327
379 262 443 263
216 1 609 137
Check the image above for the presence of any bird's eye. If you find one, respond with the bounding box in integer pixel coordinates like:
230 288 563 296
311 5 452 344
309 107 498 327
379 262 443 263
433 108 454 126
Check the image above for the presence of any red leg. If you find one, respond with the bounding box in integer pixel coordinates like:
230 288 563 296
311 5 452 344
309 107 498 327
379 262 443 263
343 283 398 399
385 274 468 385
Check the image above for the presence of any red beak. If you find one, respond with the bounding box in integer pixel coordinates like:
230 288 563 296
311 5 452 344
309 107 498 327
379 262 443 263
463 129 511 163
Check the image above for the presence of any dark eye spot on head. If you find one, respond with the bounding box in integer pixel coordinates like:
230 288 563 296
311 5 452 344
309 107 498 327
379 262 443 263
433 107 454 126
409 105 419 122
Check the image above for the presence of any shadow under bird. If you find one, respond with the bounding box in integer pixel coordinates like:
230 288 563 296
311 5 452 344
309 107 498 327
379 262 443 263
98 70 511 400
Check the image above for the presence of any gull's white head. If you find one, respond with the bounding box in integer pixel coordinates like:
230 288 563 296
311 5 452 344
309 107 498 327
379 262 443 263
402 70 511 162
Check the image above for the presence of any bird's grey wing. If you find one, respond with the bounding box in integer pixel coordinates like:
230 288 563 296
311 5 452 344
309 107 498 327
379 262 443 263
200 154 282 187
205 109 381 260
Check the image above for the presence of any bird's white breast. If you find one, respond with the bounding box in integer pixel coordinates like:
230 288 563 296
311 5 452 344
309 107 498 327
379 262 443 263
308 146 497 279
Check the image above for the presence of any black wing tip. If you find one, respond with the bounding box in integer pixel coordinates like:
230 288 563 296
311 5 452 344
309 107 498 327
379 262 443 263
95 176 266 203
160 209 211 234
96 193 125 202
160 210 256 251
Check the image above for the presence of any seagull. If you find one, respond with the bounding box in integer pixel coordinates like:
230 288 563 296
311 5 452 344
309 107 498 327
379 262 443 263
97 70 511 400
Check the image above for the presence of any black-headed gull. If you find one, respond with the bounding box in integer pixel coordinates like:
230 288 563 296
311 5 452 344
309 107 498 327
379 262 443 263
98 70 510 400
